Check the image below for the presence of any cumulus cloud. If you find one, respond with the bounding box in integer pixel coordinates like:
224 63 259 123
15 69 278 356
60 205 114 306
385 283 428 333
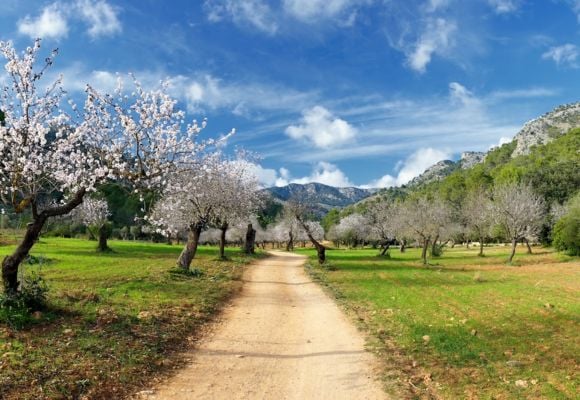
362 148 452 188
285 106 357 149
17 0 121 40
489 136 513 150
76 0 121 38
291 161 354 187
406 18 457 73
251 162 353 188
204 0 278 34
487 0 521 14
18 3 69 40
542 44 579 68
249 164 290 187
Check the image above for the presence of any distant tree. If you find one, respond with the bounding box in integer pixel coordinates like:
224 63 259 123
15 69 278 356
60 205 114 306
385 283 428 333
74 198 111 252
321 208 341 235
334 213 370 248
491 183 545 263
365 201 396 256
400 196 451 264
463 188 493 256
552 192 580 256
286 201 326 264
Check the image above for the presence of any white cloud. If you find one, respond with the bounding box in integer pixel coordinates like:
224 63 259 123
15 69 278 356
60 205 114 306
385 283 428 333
285 106 357 149
75 0 122 38
571 0 580 22
449 82 479 107
252 162 353 188
282 0 367 23
204 0 278 34
489 87 559 100
362 147 452 188
488 136 513 150
18 3 69 40
407 18 457 73
487 0 521 14
291 161 354 187
53 65 315 117
542 44 579 68
426 0 452 12
17 1 121 40
249 164 290 187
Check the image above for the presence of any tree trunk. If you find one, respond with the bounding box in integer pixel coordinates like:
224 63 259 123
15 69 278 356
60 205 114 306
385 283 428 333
524 238 532 254
400 239 406 253
380 243 390 256
508 238 517 263
244 223 256 255
466 239 471 249
2 217 46 293
177 223 203 270
219 222 228 259
97 224 110 252
2 188 86 293
421 238 430 265
286 231 294 252
431 234 440 256
478 235 484 257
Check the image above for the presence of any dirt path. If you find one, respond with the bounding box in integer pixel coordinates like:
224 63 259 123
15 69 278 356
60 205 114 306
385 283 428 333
138 251 387 400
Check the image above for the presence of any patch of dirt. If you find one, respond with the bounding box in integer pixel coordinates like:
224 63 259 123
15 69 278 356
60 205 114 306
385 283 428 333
134 251 388 400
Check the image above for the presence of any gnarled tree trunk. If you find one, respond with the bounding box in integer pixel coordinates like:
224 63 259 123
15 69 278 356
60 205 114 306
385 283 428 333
219 222 229 259
97 224 110 252
399 239 406 253
421 238 430 265
524 238 532 254
244 223 256 255
286 231 294 252
508 238 517 263
2 188 86 293
177 222 204 270
380 242 390 256
478 235 484 257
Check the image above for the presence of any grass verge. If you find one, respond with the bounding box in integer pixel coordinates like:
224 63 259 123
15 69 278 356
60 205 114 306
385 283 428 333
300 245 579 399
0 237 260 399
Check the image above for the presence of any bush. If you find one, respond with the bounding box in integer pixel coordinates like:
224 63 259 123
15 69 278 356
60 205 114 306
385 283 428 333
553 193 580 256
0 265 49 329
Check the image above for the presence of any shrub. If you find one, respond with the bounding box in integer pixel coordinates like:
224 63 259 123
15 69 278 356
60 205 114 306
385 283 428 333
553 193 580 256
0 265 49 328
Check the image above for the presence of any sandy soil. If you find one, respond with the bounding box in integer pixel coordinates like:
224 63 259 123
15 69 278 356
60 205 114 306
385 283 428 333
136 251 387 400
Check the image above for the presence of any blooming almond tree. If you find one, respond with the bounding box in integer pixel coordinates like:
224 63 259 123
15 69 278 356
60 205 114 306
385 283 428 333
148 152 255 269
365 200 397 256
0 40 209 292
211 156 263 259
74 197 111 252
286 201 326 264
491 183 545 263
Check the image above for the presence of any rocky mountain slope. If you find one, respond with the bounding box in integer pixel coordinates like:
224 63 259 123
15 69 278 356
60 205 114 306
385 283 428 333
512 102 580 156
408 102 580 187
264 183 373 215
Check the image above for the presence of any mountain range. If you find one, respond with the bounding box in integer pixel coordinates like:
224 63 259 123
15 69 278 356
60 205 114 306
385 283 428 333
264 102 580 212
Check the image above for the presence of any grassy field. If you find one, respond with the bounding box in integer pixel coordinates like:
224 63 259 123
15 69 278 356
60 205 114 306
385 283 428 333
0 237 258 399
300 245 579 399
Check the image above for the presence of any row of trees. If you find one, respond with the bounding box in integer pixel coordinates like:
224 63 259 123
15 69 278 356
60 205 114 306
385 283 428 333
0 40 259 292
328 182 548 264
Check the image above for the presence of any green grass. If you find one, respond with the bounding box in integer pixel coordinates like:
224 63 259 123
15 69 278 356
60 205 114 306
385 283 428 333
299 245 579 399
0 237 259 399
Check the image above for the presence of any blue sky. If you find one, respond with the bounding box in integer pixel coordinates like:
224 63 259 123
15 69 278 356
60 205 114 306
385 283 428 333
1 0 579 188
